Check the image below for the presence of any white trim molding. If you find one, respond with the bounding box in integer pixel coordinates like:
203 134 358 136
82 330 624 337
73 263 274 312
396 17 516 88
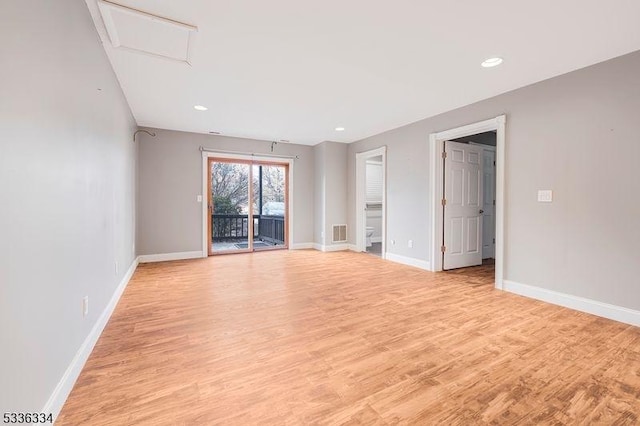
429 115 506 289
290 242 314 250
503 280 640 328
43 256 140 421
313 243 351 252
138 251 204 263
385 253 431 271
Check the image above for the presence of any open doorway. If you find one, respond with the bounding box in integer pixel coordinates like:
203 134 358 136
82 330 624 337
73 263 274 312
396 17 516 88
355 146 386 257
429 115 506 289
442 133 497 271
365 156 384 257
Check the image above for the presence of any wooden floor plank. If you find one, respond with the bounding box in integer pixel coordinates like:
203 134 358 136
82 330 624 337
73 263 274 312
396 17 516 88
58 250 640 425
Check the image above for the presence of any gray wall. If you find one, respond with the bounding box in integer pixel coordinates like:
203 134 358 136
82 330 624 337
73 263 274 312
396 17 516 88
348 50 640 311
312 142 348 247
313 143 326 245
137 129 315 254
0 0 137 412
323 142 348 245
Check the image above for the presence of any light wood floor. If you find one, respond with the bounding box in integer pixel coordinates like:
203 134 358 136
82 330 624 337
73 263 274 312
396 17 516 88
58 250 640 425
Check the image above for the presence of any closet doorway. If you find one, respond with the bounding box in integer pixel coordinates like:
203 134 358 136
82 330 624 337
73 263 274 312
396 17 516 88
206 157 289 255
428 115 506 289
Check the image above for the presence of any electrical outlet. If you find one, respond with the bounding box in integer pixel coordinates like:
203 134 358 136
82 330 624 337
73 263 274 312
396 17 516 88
82 296 89 317
197 195 203 203
391 239 395 245
408 240 413 248
114 261 119 275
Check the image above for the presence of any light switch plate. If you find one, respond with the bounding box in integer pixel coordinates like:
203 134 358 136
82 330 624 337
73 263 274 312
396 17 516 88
196 195 203 203
537 190 553 202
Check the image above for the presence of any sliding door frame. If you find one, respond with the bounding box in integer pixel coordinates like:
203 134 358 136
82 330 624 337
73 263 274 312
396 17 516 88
202 151 294 257
207 157 254 256
251 161 290 253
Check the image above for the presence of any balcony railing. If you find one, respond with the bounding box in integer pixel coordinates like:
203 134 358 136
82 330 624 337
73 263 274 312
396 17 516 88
257 215 285 244
212 214 285 244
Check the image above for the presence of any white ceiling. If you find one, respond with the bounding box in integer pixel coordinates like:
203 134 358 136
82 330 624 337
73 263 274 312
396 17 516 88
86 0 640 145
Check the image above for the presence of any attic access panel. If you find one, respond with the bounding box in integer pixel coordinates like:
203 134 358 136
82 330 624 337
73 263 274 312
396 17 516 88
97 0 197 64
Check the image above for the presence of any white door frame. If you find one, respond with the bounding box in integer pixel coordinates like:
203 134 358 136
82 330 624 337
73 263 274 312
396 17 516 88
201 151 294 257
429 115 506 289
355 146 387 257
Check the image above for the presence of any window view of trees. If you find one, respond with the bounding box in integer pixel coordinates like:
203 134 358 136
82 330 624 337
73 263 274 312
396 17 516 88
211 162 249 214
253 165 285 216
261 165 285 203
211 162 286 215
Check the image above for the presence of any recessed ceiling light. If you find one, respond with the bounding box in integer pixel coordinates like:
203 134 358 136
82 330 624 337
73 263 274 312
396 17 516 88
335 127 345 132
194 105 208 111
481 57 503 68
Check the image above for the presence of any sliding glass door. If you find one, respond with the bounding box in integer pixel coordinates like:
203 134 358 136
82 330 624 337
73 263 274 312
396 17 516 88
208 158 288 255
252 164 287 250
209 160 252 254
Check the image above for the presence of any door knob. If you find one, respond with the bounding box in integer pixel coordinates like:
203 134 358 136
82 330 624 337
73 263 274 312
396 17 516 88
479 209 484 214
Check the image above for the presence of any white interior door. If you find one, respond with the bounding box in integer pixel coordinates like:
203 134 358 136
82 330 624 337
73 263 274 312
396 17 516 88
443 141 483 270
481 148 496 259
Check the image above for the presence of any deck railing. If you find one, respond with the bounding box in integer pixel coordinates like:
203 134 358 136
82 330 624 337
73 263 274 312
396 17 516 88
212 214 285 244
257 215 285 244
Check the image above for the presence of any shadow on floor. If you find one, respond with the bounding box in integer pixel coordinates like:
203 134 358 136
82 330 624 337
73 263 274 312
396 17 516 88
444 258 495 286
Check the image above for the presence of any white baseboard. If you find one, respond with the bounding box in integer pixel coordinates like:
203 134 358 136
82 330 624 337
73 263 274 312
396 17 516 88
290 242 314 250
371 237 382 243
43 256 140 421
138 251 204 263
385 253 431 271
348 244 358 251
312 243 350 252
503 280 640 328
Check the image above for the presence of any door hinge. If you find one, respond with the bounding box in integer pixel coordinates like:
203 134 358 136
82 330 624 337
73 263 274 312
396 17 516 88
493 160 496 166
441 199 447 206
441 245 446 253
442 151 447 159
493 200 496 206
493 238 495 244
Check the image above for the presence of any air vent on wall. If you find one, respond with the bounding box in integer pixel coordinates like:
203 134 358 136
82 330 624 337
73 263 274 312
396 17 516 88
97 0 197 64
332 225 347 243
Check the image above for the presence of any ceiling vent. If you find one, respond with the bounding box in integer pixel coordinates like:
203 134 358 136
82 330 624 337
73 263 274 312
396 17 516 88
97 0 197 64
